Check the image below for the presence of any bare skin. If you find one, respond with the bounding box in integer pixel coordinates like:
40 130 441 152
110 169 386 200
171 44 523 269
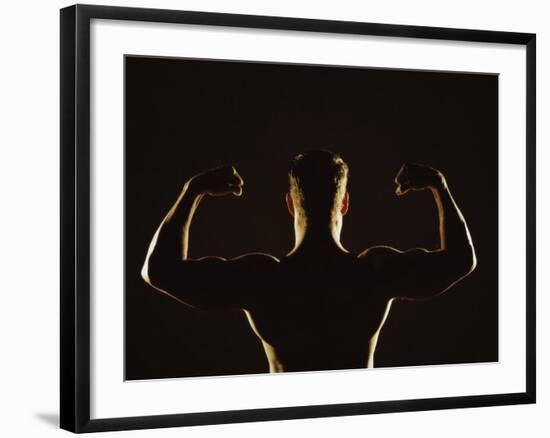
142 163 476 372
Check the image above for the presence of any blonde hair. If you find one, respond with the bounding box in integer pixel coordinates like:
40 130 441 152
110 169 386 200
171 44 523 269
288 150 349 222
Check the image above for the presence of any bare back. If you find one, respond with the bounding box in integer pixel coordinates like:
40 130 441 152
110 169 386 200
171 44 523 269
142 162 476 373
240 251 392 372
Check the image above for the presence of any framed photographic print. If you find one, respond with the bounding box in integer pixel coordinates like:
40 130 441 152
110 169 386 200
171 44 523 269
60 4 536 433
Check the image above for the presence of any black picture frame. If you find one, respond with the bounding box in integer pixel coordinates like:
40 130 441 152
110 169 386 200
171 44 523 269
60 4 536 433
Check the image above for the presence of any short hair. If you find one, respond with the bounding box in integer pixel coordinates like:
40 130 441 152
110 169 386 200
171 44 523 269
288 150 349 222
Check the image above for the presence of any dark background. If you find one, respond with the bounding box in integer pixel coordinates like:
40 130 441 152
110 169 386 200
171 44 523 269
125 56 498 380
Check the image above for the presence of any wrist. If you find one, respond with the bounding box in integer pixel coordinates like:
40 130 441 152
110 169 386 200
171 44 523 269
430 172 447 192
184 177 206 198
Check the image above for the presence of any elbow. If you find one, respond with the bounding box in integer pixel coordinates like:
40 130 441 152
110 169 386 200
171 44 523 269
457 245 477 279
442 245 476 286
141 254 164 290
141 258 155 288
469 248 478 275
465 241 477 276
141 253 180 295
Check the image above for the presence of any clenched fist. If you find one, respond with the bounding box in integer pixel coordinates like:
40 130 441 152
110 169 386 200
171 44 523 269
190 165 244 197
394 162 445 196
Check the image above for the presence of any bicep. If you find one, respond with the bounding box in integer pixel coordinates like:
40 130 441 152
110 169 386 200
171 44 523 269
145 254 279 310
360 246 470 301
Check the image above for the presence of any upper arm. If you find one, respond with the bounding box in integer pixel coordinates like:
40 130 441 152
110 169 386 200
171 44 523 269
144 253 280 310
358 245 474 301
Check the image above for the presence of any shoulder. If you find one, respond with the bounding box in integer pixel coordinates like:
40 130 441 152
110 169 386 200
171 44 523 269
225 253 281 278
184 253 279 276
191 253 280 274
229 253 281 269
357 245 401 266
194 253 280 264
358 245 402 258
357 245 428 269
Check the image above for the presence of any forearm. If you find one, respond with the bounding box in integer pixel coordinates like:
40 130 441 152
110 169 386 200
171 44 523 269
430 178 476 269
142 179 204 284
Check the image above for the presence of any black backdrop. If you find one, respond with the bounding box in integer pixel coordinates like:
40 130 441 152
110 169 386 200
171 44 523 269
125 56 498 380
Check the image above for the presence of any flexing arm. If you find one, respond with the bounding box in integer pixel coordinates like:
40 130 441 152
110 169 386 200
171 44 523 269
360 163 476 300
141 165 278 310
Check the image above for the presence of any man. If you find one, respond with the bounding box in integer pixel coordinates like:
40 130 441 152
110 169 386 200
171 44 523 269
141 151 476 372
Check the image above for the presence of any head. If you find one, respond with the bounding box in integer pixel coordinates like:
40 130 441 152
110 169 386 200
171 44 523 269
286 150 349 237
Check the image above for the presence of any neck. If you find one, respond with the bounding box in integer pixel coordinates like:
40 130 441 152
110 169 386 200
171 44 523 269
289 215 347 254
